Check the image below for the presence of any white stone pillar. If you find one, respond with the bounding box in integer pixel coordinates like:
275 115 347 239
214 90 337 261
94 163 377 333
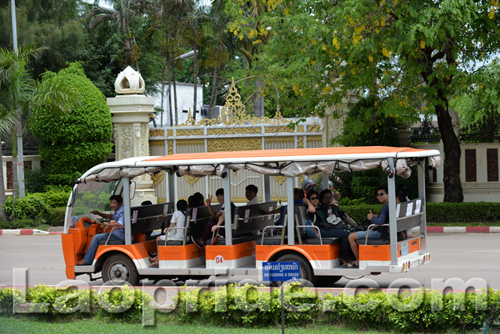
107 66 155 161
107 67 157 205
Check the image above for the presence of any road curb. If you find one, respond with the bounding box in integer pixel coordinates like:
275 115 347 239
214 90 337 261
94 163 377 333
0 227 499 236
0 229 62 236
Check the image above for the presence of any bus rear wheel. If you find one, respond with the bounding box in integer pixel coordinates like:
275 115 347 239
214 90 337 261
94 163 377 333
276 254 315 284
102 254 139 286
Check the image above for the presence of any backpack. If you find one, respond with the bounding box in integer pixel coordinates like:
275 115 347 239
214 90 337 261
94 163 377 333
305 214 318 238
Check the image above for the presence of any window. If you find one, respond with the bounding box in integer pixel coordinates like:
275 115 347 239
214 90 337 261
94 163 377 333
465 149 476 182
487 148 499 182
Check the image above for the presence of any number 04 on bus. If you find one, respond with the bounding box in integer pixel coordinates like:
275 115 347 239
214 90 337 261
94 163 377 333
61 146 440 286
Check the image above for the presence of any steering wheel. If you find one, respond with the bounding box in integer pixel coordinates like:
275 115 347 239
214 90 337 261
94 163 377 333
95 217 111 225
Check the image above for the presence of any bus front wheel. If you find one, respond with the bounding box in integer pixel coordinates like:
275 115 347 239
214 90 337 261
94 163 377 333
102 254 139 286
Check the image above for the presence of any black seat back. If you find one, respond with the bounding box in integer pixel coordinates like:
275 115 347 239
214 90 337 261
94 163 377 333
130 202 174 235
233 202 277 236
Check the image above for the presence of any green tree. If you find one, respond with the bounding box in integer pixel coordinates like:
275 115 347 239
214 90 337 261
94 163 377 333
179 4 210 122
30 62 113 186
141 0 196 125
231 0 500 202
451 61 500 142
86 0 142 71
338 96 399 147
0 45 76 216
0 1 89 78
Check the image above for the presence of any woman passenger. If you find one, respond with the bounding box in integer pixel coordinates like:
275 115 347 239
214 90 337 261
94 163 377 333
303 190 352 267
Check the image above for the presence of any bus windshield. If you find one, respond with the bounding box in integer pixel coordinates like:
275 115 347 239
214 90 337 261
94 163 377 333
71 180 119 222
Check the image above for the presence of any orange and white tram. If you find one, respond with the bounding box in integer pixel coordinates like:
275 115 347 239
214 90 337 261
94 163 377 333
62 146 440 285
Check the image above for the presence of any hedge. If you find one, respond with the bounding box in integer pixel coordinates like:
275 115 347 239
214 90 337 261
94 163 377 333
30 62 113 187
2 194 499 228
343 202 500 224
1 284 499 333
2 189 70 226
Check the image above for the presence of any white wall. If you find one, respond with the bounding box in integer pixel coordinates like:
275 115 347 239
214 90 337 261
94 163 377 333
153 82 204 127
420 142 500 202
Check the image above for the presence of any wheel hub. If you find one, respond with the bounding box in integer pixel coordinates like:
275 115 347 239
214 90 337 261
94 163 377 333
110 263 129 281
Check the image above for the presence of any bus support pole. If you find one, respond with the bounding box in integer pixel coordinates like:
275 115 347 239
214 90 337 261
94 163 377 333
286 177 294 246
263 174 271 202
123 177 132 245
223 172 232 245
387 158 397 265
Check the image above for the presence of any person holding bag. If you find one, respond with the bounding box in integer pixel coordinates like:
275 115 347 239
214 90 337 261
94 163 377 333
304 190 353 267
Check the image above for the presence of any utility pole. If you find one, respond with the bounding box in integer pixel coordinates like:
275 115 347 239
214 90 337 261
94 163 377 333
11 0 25 198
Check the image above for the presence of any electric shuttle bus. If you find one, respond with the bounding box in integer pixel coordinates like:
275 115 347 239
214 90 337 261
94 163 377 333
61 146 440 286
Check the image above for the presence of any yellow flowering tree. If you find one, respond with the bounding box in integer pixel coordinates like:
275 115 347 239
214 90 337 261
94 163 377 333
228 0 500 202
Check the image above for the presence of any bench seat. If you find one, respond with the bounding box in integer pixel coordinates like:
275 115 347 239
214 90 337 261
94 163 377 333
304 237 341 245
157 239 193 246
260 237 287 245
364 239 390 245
99 239 125 245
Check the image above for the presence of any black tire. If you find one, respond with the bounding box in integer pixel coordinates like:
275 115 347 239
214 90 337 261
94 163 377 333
102 254 139 285
315 275 342 287
276 253 315 285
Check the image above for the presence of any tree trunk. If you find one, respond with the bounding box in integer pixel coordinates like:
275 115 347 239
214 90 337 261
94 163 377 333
16 121 25 198
209 35 223 117
435 88 464 202
192 43 198 123
11 130 18 202
165 49 173 127
0 142 6 220
170 47 179 125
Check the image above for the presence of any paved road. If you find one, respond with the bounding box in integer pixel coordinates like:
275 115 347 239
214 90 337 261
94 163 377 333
0 233 498 289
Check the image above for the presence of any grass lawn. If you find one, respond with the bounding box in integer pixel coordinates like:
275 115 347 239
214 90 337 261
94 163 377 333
0 317 405 334
0 317 485 334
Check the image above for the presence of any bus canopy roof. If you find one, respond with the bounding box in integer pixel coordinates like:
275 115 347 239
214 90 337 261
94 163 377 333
76 146 440 186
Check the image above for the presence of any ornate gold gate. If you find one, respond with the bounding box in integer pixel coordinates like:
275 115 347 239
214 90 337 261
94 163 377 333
149 79 323 203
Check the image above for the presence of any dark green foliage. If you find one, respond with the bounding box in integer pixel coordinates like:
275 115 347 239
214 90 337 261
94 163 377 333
3 196 48 221
0 217 39 229
43 207 66 226
30 62 113 187
2 188 69 226
329 96 405 204
342 202 500 223
25 168 46 193
426 202 500 223
334 167 418 205
335 96 399 147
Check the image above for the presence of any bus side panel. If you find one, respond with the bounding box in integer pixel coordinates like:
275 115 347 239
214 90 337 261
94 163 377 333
95 242 153 269
205 241 256 269
61 234 76 279
360 239 422 270
158 244 206 269
359 245 391 270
